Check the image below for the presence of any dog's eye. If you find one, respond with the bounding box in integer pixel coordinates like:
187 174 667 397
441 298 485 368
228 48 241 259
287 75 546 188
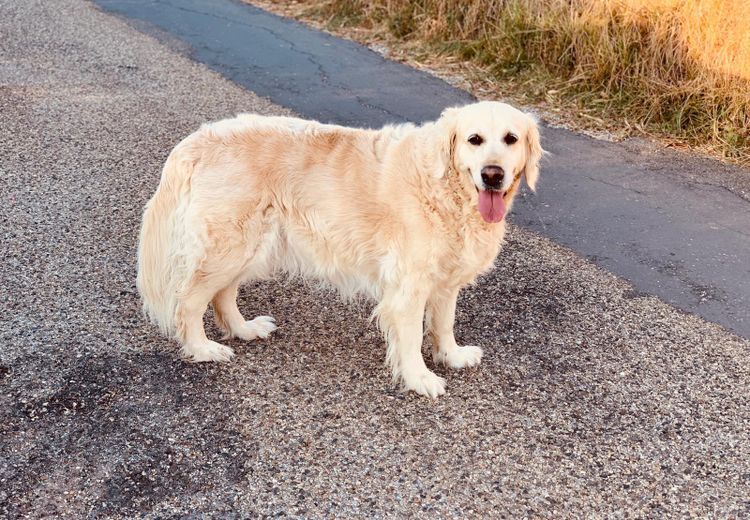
468 134 483 146
504 133 518 145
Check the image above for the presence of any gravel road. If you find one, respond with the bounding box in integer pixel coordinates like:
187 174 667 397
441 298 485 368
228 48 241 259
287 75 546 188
1 1 748 517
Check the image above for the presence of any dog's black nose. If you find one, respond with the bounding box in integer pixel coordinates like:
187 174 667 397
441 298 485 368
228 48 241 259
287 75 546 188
481 165 504 190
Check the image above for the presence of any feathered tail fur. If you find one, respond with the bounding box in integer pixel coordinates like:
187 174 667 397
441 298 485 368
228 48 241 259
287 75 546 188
136 141 197 337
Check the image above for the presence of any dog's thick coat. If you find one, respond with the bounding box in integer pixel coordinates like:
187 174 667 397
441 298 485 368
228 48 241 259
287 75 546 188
137 101 543 397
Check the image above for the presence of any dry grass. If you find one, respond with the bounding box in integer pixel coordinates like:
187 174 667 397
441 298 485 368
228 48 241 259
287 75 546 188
257 0 750 165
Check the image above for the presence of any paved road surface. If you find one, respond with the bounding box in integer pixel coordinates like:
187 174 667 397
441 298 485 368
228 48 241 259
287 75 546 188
1 0 749 517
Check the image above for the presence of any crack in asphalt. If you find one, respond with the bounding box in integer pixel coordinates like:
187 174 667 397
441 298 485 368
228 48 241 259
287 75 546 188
162 0 335 88
158 0 446 127
578 171 750 239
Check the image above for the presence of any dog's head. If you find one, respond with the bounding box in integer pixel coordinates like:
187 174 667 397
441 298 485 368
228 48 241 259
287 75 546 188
433 101 544 223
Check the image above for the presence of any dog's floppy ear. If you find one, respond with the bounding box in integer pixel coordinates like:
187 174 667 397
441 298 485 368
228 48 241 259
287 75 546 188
523 114 544 191
431 106 459 178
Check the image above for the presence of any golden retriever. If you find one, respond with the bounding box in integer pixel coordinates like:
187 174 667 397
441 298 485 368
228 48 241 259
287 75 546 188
137 101 543 397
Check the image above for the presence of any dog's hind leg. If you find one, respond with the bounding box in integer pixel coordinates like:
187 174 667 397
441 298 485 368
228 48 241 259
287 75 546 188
175 270 239 362
212 281 277 341
175 240 254 362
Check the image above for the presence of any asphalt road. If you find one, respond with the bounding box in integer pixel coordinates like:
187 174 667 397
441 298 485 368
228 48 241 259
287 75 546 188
1 0 749 518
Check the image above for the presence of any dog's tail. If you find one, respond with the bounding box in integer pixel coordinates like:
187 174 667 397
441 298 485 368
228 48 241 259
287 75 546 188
136 139 198 337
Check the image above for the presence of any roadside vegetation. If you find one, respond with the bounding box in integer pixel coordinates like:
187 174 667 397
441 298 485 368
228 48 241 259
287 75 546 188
257 0 750 165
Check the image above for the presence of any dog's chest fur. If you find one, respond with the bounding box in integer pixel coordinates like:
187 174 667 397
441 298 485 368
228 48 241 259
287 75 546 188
423 171 506 289
437 219 505 288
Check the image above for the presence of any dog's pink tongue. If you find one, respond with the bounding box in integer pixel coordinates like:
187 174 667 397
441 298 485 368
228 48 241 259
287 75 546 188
477 190 506 223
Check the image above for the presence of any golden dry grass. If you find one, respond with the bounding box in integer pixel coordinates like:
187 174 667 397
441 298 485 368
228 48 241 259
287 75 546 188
261 0 750 165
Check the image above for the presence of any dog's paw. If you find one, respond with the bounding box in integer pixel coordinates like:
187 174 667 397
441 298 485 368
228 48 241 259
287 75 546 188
181 340 235 363
435 345 483 370
402 368 446 398
233 316 277 341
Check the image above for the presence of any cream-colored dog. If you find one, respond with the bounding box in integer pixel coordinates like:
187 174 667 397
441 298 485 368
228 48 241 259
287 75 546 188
137 101 543 397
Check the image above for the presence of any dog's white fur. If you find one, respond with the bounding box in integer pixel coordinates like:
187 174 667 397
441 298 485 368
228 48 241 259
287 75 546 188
136 101 543 397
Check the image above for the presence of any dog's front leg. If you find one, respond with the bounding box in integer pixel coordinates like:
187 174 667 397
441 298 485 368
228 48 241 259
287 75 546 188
377 284 446 398
427 288 483 369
